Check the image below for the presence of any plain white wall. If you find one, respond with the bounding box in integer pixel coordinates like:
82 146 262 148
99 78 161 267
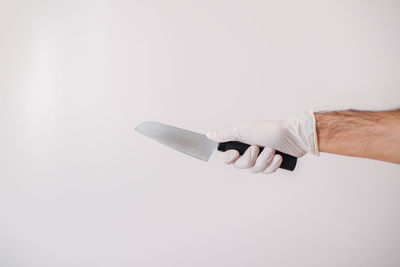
1 0 400 266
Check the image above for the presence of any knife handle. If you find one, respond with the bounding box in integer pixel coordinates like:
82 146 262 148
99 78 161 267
217 141 297 171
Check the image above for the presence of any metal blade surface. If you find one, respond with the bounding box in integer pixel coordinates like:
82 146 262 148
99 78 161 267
135 121 218 161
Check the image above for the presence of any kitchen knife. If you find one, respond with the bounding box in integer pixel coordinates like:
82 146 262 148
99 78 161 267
135 121 297 171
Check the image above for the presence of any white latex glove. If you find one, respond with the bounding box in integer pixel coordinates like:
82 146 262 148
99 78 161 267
206 109 319 174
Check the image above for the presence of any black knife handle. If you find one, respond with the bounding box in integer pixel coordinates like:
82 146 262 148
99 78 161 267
217 141 297 171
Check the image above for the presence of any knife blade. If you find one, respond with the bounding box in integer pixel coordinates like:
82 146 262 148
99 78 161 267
135 121 297 171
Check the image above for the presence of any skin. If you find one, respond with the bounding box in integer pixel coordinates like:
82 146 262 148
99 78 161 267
315 109 400 164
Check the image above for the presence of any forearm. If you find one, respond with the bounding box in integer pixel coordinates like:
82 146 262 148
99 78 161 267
314 109 400 164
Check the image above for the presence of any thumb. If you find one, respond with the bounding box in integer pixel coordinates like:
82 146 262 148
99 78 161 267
206 123 247 143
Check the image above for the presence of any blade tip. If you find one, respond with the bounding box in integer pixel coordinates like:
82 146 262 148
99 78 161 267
135 121 160 131
134 121 147 132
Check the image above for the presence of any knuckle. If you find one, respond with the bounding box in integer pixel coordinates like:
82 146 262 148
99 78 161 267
262 147 275 156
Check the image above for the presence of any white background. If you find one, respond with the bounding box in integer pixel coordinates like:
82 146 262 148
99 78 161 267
1 0 400 266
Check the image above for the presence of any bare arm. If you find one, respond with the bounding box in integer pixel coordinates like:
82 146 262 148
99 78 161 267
314 109 400 164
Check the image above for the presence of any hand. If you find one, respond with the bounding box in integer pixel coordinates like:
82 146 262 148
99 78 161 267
206 109 319 174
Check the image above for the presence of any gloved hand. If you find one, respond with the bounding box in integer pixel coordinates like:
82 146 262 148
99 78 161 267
206 109 320 174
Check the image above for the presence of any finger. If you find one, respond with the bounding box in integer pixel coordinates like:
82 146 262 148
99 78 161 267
262 154 283 174
233 145 259 169
206 123 247 143
249 147 275 173
206 129 235 142
222 150 240 164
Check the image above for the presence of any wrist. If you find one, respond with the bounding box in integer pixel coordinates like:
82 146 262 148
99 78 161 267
286 109 320 156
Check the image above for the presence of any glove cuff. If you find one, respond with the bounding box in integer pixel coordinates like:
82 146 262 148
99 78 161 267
288 109 320 156
308 108 320 156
